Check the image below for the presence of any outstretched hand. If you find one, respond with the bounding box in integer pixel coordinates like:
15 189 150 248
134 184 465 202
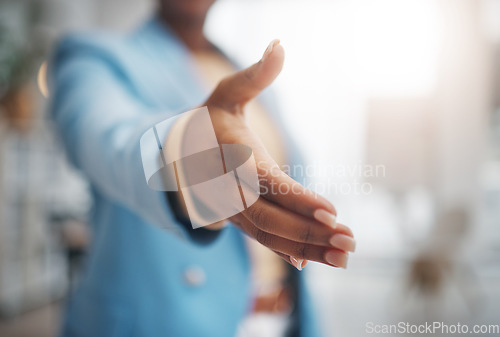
173 40 356 269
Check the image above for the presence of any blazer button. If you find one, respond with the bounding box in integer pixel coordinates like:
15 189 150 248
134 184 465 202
183 266 206 287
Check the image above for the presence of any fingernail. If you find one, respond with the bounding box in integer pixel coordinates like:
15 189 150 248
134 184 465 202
262 39 280 61
325 250 348 269
329 234 356 252
300 259 308 270
313 209 337 229
290 257 305 271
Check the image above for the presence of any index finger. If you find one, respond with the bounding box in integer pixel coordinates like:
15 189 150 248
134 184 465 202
257 159 337 218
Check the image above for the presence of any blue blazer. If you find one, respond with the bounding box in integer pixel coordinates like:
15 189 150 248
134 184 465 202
50 17 321 337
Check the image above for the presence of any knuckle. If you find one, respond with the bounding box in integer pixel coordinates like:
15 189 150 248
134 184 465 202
255 230 271 247
299 225 312 243
244 66 257 81
293 244 308 260
248 204 267 229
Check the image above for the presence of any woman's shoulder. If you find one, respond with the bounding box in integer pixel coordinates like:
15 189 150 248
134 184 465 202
50 27 150 84
53 30 127 65
51 17 176 71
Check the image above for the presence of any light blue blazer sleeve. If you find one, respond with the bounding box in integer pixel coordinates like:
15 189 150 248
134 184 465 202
49 35 187 237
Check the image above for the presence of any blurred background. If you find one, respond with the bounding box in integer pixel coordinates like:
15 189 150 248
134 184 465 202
1 0 499 336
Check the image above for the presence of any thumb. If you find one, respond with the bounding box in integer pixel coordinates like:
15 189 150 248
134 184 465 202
208 39 284 110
